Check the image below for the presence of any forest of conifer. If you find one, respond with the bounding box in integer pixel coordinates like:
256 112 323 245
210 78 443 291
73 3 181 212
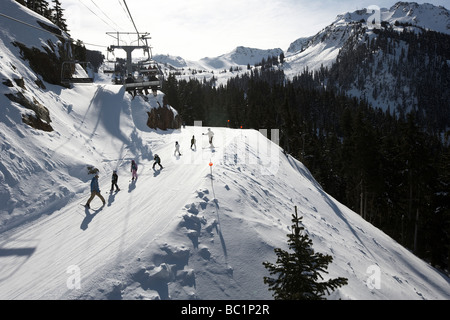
163 44 450 272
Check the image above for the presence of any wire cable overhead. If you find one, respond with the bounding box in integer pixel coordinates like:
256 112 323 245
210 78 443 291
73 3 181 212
122 0 141 43
0 11 106 48
77 0 118 32
88 0 123 32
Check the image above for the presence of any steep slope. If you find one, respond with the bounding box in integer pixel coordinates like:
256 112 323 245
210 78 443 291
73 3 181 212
0 82 448 299
0 74 271 300
282 2 450 128
0 0 74 230
0 0 449 301
381 1 450 34
284 2 450 76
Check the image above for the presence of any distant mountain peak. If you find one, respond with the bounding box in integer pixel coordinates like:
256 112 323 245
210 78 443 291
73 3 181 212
153 54 188 68
193 46 282 70
330 1 450 34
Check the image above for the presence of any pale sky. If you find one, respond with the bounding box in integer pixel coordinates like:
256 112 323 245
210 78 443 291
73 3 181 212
61 0 450 61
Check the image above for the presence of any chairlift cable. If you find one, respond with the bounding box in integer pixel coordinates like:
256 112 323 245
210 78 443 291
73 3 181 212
0 11 64 36
0 11 107 49
117 0 132 24
122 0 141 42
89 0 123 32
77 0 118 32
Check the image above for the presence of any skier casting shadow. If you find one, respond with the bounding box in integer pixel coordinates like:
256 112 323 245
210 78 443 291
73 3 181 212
191 135 197 151
131 160 138 181
108 170 120 206
203 128 214 148
174 141 182 157
152 154 163 177
84 174 105 209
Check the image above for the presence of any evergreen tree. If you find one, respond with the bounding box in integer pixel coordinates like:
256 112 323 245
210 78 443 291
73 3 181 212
51 0 68 32
30 0 51 19
263 206 348 300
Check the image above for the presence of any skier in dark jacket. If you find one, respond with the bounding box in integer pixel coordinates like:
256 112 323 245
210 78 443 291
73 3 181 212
153 154 163 170
190 135 196 150
85 174 106 208
110 170 120 192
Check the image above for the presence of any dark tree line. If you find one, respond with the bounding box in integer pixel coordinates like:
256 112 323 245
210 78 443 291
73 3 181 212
163 59 450 273
326 23 450 133
15 0 69 32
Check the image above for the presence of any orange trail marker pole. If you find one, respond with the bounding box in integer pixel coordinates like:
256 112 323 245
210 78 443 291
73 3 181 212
209 160 213 177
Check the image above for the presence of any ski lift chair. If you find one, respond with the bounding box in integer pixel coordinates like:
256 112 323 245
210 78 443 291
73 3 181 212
61 61 94 85
124 61 163 97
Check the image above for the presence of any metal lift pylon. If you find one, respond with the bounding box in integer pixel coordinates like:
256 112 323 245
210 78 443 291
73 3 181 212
106 32 163 97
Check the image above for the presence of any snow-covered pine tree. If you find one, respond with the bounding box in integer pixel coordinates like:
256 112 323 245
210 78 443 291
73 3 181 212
263 206 348 300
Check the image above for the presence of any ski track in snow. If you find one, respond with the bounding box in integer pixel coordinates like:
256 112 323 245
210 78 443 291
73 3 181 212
0 0 449 299
0 84 448 300
0 78 449 299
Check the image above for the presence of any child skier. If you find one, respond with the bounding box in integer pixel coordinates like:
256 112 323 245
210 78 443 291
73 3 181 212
191 135 196 150
174 141 181 156
110 170 120 192
153 154 163 170
85 174 106 208
131 160 138 180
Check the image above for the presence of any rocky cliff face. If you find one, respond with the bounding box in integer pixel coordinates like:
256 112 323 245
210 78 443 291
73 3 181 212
146 97 182 130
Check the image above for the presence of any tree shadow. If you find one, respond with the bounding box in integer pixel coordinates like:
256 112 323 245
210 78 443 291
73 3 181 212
0 245 37 282
0 248 36 257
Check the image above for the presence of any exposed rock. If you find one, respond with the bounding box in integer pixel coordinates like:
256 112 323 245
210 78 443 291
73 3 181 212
5 91 53 132
146 98 182 130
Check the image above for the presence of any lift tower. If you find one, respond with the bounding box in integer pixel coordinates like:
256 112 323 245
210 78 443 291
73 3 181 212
106 32 151 76
106 31 164 97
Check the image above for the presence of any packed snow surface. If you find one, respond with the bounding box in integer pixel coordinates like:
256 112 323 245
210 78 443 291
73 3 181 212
0 78 449 299
0 0 449 300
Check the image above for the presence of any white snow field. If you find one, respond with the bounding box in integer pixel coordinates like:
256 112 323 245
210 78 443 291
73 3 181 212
0 0 448 301
0 79 449 300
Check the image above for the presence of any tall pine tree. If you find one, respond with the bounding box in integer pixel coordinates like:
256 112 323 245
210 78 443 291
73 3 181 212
263 206 348 300
51 0 68 32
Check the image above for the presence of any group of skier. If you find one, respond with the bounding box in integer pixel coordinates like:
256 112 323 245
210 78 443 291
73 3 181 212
84 129 215 209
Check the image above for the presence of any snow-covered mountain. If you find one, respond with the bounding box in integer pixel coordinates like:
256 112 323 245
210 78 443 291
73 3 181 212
154 2 450 117
283 1 450 76
155 2 449 76
196 46 283 70
153 54 188 69
153 46 284 87
155 46 283 71
1 0 449 301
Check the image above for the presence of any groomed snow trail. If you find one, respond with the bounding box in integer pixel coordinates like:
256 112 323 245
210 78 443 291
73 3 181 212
0 82 448 300
0 83 236 299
